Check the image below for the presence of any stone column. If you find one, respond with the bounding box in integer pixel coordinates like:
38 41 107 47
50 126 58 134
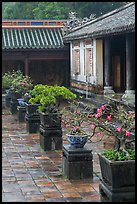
103 38 115 94
122 33 135 105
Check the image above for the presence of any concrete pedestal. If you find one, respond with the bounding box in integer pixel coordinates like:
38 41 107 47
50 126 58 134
10 99 18 114
62 144 93 180
25 114 40 133
17 106 26 122
39 124 62 151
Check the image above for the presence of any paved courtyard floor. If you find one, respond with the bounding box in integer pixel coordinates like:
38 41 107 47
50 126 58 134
2 107 110 202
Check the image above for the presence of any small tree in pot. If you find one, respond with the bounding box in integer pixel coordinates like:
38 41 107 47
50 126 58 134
62 99 135 201
28 84 76 150
28 84 77 127
86 101 135 202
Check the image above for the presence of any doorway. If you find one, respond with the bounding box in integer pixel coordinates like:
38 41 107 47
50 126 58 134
111 35 126 93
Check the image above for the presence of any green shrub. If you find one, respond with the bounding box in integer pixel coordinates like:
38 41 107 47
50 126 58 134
28 84 77 113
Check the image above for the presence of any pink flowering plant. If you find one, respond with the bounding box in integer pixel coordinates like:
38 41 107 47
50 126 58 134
10 70 33 95
88 103 134 145
61 99 92 136
62 99 135 160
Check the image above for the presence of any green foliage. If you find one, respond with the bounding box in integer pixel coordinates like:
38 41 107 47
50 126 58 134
28 84 77 113
2 71 14 90
2 70 33 95
2 2 128 20
102 148 135 161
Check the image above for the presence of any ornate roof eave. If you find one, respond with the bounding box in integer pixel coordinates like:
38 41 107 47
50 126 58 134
63 24 135 42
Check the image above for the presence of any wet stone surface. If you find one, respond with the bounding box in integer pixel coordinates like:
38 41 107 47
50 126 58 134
2 108 107 202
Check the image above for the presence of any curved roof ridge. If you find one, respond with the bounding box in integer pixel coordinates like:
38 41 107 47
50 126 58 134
65 2 135 35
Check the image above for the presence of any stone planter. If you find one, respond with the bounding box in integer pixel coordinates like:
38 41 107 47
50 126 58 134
8 92 22 114
39 112 62 129
17 106 26 122
98 153 135 202
5 90 13 108
25 103 39 115
39 112 62 151
25 114 40 133
2 94 6 109
10 99 19 114
25 104 40 133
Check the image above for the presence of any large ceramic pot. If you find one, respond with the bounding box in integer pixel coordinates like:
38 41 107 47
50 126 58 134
66 134 88 148
17 98 27 107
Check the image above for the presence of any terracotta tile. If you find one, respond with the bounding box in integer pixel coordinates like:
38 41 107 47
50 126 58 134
62 192 81 198
37 181 54 187
43 191 63 198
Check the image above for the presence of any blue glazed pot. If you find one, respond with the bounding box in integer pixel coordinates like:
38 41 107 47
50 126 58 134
17 98 27 106
67 134 88 148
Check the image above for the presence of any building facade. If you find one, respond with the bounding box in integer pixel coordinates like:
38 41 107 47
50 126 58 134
63 3 135 104
2 19 70 86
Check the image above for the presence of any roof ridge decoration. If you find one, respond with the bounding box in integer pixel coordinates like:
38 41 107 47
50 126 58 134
62 11 96 36
62 2 135 36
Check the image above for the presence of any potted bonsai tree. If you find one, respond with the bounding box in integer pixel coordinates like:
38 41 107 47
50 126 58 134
28 84 77 150
62 98 135 201
3 70 33 114
85 101 135 202
10 70 33 100
61 98 94 148
28 84 76 127
2 70 17 108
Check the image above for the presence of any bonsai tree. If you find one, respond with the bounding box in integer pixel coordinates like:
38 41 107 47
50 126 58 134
10 70 33 97
28 84 77 113
2 71 14 93
2 69 33 98
85 101 135 161
62 98 135 160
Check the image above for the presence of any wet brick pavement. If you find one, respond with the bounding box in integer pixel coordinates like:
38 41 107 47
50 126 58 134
2 108 108 202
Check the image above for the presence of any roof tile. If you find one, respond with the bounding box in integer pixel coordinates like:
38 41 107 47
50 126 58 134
2 28 64 49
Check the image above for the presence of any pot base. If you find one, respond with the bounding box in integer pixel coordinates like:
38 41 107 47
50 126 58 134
99 179 135 202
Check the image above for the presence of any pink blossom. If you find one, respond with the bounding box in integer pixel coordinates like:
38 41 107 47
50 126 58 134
97 108 102 113
125 131 131 137
95 112 101 118
65 124 70 128
73 126 80 132
97 132 102 137
90 124 95 129
100 105 105 110
95 114 99 118
116 127 121 132
107 115 112 121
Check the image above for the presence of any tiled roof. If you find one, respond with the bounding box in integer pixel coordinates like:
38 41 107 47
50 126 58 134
2 27 64 50
63 2 135 41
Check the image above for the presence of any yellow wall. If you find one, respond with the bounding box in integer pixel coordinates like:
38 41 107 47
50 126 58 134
96 39 103 86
